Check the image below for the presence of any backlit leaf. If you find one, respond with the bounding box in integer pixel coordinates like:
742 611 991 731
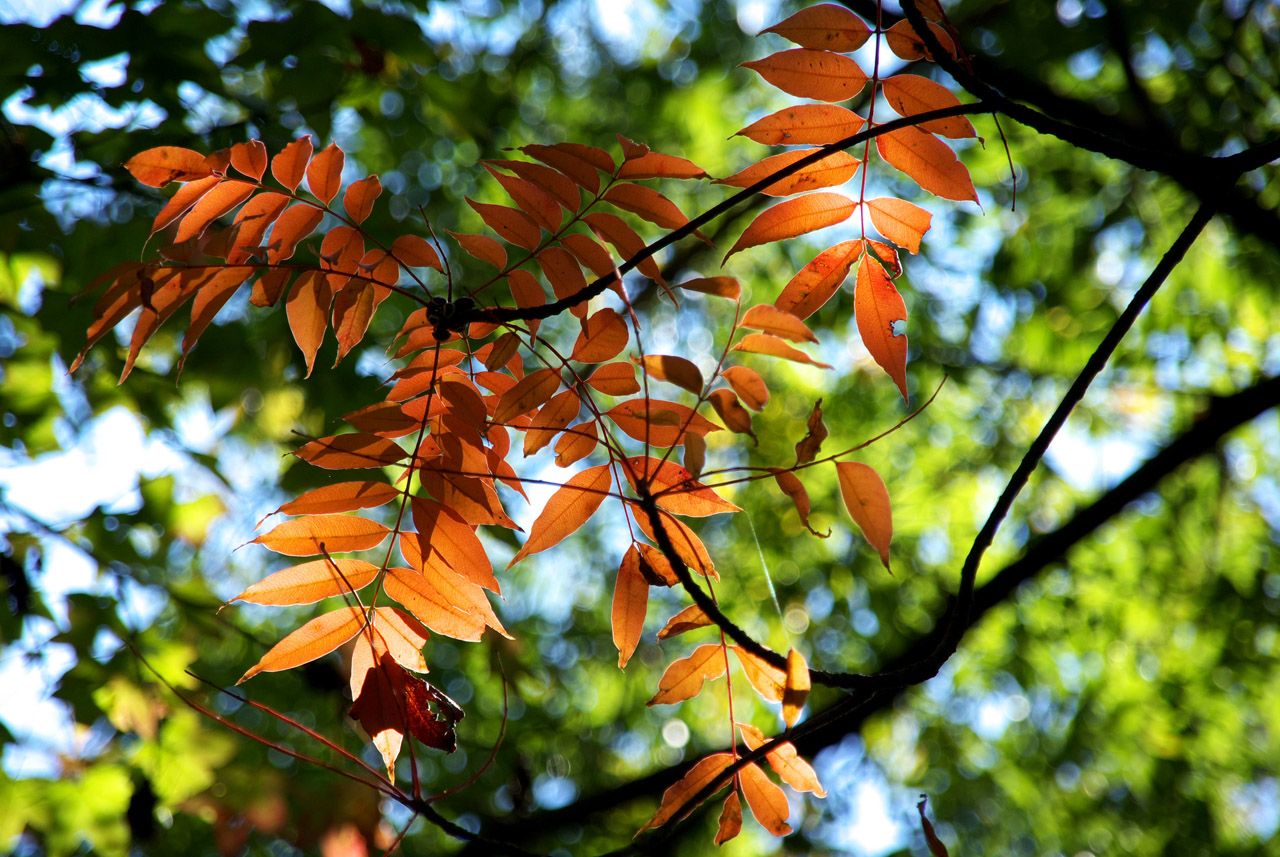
485 164 562 232
554 422 598 467
230 140 268 179
633 355 704 394
175 180 255 243
383 566 486 641
268 204 325 263
855 255 909 400
774 240 861 319
272 136 313 191
151 175 220 233
783 648 810 727
769 468 827 537
715 792 743 845
639 753 733 831
884 18 957 62
410 498 500 592
286 270 332 377
538 246 588 315
343 175 382 223
715 148 860 197
875 124 978 203
677 276 741 299
617 152 708 180
493 367 561 424
739 722 827 796
582 212 666 285
252 514 391 556
741 49 868 102
725 193 856 261
740 761 793 836
306 142 344 204
294 432 407 469
722 366 769 411
656 604 713 639
732 333 833 368
866 197 932 255
228 558 380 607
735 104 865 146
733 646 785 702
392 234 444 271
448 230 507 269
523 389 580 456
708 389 756 440
571 308 629 363
612 549 649 668
836 461 893 570
521 143 611 194
125 146 213 187
742 305 816 342
586 362 641 396
762 4 872 51
795 400 827 465
485 158 581 211
603 183 697 233
647 644 727 705
275 481 401 518
509 464 612 566
468 198 542 251
238 606 365 683
622 456 742 517
605 400 721 447
881 74 976 139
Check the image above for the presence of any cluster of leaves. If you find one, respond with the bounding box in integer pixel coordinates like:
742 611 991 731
67 2 994 846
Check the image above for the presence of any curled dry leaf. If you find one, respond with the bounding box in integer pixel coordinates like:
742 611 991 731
769 468 828 537
917 796 951 857
715 791 743 844
794 399 828 465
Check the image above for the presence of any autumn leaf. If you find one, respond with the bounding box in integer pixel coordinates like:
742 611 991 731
726 193 857 261
866 197 933 255
855 254 909 401
391 234 444 271
638 753 733 832
585 361 640 396
762 4 872 52
293 433 408 469
125 146 213 187
410 498 500 592
917 796 951 857
647 644 728 705
716 149 860 197
708 389 756 440
347 651 406 777
238 606 365 683
230 139 267 180
733 646 786 702
174 180 256 243
677 276 741 299
632 355 704 395
272 136 314 191
740 761 793 836
722 366 769 411
836 461 893 571
782 649 810 728
227 559 381 607
268 204 325 264
537 246 588 313
875 124 978 203
604 399 721 447
732 333 832 369
739 722 827 796
286 270 332 377
633 508 718 579
885 18 957 62
306 142 344 204
616 151 707 180
656 604 713 639
603 183 698 234
774 240 861 320
509 465 612 566
448 230 507 269
622 456 741 517
493 368 562 424
741 305 817 343
252 514 391 557
343 175 382 223
571 308 629 363
612 549 649 668
468 198 542 250
485 164 562 232
383 566 487 641
735 104 865 146
715 791 743 844
742 49 868 103
769 468 827 537
273 481 401 518
150 175 219 234
881 74 976 139
523 389 580 456
554 422 598 467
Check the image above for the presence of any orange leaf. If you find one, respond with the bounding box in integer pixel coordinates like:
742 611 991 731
836 461 893 570
537 246 588 315
484 158 581 211
272 136 314 191
769 468 827 537
633 355 703 394
509 464 612 566
582 212 665 286
742 304 816 343
332 282 375 365
344 401 419 437
647 644 727 705
732 333 833 369
586 362 640 396
866 238 902 278
677 276 741 299
875 124 977 203
716 148 860 197
227 192 291 261
656 604 712 639
763 3 871 50
410 498 500 593
866 197 932 255
783 648 810 727
343 174 382 223
612 548 649 668
733 646 785 702
632 507 718 579
623 456 742 517
520 143 610 194
252 514 390 556
571 308 629 363
179 266 254 367
855 255 909 400
722 366 769 411
736 104 865 146
448 230 508 269
228 559 380 607
616 133 650 162
151 175 220 233
885 18 957 62
523 389 580 456
639 753 734 832
604 399 721 448
267 203 325 263
383 566 486 641
774 240 861 320
392 234 443 271
294 432 407 470
306 142 344 204
286 270 332 377
373 606 431 673
684 432 706 480
725 192 856 261
716 791 743 844
708 389 756 440
554 422 598 467
882 74 976 139
275 481 401 518
738 722 827 796
741 49 868 102
616 152 707 180
493 367 561 424
468 198 542 251
230 140 267 179
237 606 365 683
602 183 697 233
740 761 793 836
485 164 562 232
175 180 256 243
125 146 213 187
561 232 617 279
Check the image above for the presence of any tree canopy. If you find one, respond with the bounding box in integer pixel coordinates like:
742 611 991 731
2 1 1278 856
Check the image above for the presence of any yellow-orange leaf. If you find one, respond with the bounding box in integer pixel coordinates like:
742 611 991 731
722 366 769 411
604 400 721 448
275 481 401 518
383 566 487 641
677 276 741 299
774 240 861 320
523 389 580 456
554 422 598 467
875 124 978 203
410 498 500 592
736 104 865 146
716 791 743 844
586 362 640 396
509 465 612 566
639 753 734 832
227 192 290 260
855 255 909 400
616 152 707 180
230 139 267 179
739 722 827 796
612 549 649 668
238 606 365 683
392 234 443 271
656 604 713 639
647 644 727 705
762 3 872 51
707 389 756 440
725 193 856 261
742 305 816 343
716 148 860 197
733 646 786 702
740 761 793 836
866 197 932 255
294 433 407 469
286 270 331 377
125 146 213 187
881 73 976 139
732 333 833 369
372 607 431 673
448 230 507 269
571 308 629 363
836 461 893 571
493 368 562 424
783 648 810 728
343 175 382 223
623 456 742 517
252 514 391 557
272 136 313 192
684 432 705 480
175 180 256 243
633 509 718 579
633 355 703 394
741 49 867 103
228 559 380 607
306 142 344 204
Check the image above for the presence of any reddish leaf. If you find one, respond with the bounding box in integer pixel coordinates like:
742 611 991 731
774 240 862 320
733 646 786 702
677 276 741 299
448 230 508 269
741 49 868 102
227 192 291 261
855 255 909 400
586 362 640 396
238 606 365 683
885 18 957 62
740 761 793 836
882 74 976 139
708 389 756 440
763 4 872 51
268 203 325 264
917 797 951 857
722 366 769 411
175 180 256 243
647 644 727 705
520 143 610 194
275 481 401 517
604 399 721 447
633 355 703 394
180 266 254 367
582 212 665 285
739 722 827 796
392 234 443 271
632 509 717 579
509 464 612 566
783 648 810 727
125 146 213 187
228 559 380 607
403 674 462 752
250 269 292 307
468 198 542 250
560 232 617 279
639 753 734 832
732 333 833 369
612 548 649 668
715 791 743 844
741 305 816 343
151 175 220 234
493 367 561 424
272 136 314 191
875 124 978 203
716 148 860 197
331 281 375 365
485 164 562 231
616 133 650 162
602 183 698 233
537 246 588 317
485 158 581 211
623 456 742 517
343 174 382 223
617 151 707 180
656 604 713 639
286 273 331 377
306 142 344 204
836 461 893 571
736 104 865 146
866 197 932 255
571 308 629 363
725 193 857 261
230 140 267 179
683 432 706 480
